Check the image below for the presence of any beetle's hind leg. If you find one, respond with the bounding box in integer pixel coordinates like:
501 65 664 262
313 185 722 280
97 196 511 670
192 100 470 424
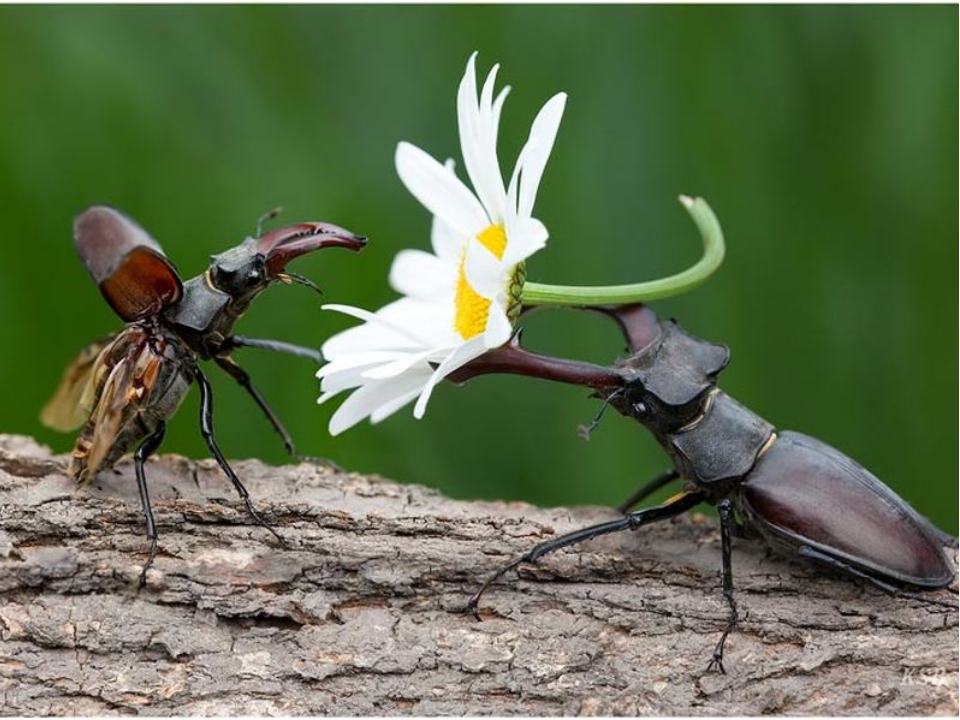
191 365 286 548
133 421 166 586
468 489 705 619
707 498 739 674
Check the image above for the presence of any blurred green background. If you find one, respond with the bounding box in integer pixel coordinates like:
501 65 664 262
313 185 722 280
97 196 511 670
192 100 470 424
0 6 955 533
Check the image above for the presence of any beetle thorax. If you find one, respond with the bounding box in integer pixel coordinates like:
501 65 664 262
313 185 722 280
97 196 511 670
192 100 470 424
162 242 274 355
609 320 730 436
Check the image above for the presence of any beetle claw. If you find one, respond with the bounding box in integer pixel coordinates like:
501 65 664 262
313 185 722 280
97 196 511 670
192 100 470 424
706 655 726 675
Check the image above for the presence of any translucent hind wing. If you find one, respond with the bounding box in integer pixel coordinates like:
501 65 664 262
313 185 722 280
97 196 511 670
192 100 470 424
40 336 115 432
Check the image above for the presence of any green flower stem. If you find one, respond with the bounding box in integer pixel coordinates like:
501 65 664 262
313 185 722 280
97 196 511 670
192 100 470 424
520 195 725 307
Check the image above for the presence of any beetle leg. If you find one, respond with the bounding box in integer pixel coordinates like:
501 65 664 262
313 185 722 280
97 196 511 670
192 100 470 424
215 357 295 458
133 421 166 587
191 365 286 548
797 545 958 610
468 489 705 619
214 355 341 470
221 335 323 364
707 498 739 674
617 468 680 514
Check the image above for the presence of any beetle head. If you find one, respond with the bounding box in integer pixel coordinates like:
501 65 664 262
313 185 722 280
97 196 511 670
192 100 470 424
208 221 366 305
610 321 729 434
612 376 705 435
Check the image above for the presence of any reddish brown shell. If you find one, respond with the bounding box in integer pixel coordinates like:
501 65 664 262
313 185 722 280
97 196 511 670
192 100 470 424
74 206 182 321
742 431 953 588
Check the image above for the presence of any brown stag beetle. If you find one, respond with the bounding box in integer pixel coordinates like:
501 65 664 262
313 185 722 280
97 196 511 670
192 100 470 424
453 304 956 673
42 206 367 583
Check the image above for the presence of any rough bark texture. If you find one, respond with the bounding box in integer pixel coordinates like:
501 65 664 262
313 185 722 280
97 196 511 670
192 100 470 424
0 433 956 716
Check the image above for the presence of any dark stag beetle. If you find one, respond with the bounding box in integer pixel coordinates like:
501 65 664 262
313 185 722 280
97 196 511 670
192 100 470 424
41 206 366 581
455 304 957 673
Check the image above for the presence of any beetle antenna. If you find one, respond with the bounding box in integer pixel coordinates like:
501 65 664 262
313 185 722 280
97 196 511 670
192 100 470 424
277 272 324 297
578 387 624 441
256 207 284 237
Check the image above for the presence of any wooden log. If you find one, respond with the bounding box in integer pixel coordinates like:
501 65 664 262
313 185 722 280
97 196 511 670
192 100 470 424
0 433 956 715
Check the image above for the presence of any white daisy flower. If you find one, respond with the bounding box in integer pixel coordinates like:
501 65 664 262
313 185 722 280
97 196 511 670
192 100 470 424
318 53 566 435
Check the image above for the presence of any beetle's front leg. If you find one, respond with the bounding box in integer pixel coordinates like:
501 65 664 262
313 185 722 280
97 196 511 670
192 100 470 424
617 468 679 514
468 489 706 619
707 498 739 674
215 356 298 455
215 346 341 470
221 335 323 364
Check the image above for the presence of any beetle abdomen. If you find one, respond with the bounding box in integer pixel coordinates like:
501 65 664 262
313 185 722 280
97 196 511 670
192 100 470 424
68 326 193 482
740 431 953 588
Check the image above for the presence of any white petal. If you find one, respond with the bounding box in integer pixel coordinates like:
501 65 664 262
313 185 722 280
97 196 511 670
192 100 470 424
506 160 520 219
430 213 462 264
476 63 508 218
457 55 507 224
463 239 506 299
321 315 417 356
515 92 566 218
389 248 454 300
321 303 433 350
412 336 487 418
317 388 344 407
484 301 514 349
322 298 461 361
430 159 465 262
456 54 483 203
321 320 420 358
479 62 500 127
317 350 400 380
317 351 406 394
396 142 487 238
328 374 426 436
370 384 427 424
491 85 511 149
502 216 548 267
362 345 451 380
378 297 461 348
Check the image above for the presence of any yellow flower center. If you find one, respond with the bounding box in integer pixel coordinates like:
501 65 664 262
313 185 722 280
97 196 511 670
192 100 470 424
454 224 508 340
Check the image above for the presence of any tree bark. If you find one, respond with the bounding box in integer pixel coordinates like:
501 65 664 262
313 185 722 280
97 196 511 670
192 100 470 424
0 433 956 715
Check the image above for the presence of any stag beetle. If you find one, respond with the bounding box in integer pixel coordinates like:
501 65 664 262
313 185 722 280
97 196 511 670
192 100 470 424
456 304 956 672
42 206 366 581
